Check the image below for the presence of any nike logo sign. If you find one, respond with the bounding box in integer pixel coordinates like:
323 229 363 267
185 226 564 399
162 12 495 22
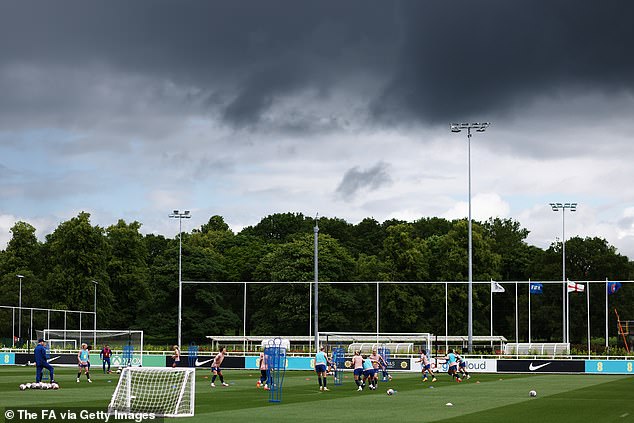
48 356 61 363
528 362 551 371
195 358 214 367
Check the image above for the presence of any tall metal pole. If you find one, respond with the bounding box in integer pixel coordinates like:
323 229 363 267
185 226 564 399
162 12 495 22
451 122 489 353
17 275 24 342
550 203 576 345
93 280 98 348
314 215 319 351
467 127 473 353
169 210 191 349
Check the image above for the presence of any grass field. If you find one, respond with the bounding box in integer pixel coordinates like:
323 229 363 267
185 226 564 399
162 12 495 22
1 367 632 422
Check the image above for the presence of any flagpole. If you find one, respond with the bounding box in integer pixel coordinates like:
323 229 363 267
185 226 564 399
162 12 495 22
490 279 493 347
528 279 531 343
605 278 608 351
445 281 448 353
587 281 591 358
566 278 570 346
515 282 519 346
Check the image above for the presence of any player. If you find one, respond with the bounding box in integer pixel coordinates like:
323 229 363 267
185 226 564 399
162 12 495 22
361 355 374 390
77 343 92 383
314 346 329 391
445 349 461 382
100 344 112 374
377 350 392 381
456 351 471 380
257 351 269 390
369 348 382 390
172 345 180 368
351 350 364 391
416 349 437 382
34 339 56 384
210 346 229 387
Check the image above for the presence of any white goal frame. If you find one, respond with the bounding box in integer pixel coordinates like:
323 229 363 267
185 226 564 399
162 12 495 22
108 367 196 418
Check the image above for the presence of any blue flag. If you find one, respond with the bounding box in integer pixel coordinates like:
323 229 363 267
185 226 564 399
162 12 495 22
529 282 543 294
608 282 622 295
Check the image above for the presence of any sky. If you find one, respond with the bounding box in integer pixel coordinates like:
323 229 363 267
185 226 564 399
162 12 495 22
2 0 634 260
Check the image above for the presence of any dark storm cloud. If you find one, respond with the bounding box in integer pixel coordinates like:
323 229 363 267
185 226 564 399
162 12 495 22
336 162 392 200
1 1 634 127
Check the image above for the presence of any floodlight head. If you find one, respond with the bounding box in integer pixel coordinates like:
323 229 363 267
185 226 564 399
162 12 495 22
570 203 577 211
184 210 190 215
92 280 99 285
549 203 560 211
450 124 462 133
173 210 179 214
16 274 24 278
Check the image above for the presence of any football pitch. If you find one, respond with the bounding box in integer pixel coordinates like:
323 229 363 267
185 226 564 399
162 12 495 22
1 367 632 423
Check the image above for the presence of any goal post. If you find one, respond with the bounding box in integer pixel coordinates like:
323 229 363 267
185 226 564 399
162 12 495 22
39 329 143 362
108 367 196 418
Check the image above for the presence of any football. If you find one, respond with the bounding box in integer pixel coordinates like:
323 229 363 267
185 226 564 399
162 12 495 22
52 383 60 390
529 390 537 397
25 383 32 389
386 388 395 395
19 384 26 391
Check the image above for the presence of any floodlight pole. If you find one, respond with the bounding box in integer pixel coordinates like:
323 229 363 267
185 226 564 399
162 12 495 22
451 122 490 353
314 214 319 351
16 274 24 343
549 202 577 344
169 210 191 349
92 280 98 348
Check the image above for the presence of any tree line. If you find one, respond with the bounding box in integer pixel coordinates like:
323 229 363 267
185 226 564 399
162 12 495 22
0 212 632 348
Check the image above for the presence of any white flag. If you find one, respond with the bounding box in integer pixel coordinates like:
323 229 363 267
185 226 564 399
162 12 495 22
567 281 585 293
491 280 505 293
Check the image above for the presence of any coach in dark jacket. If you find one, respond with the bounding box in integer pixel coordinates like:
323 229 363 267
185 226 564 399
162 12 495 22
34 339 56 383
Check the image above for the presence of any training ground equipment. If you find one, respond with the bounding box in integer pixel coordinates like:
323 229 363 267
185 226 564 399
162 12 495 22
122 345 134 367
108 367 195 418
188 343 199 367
378 346 391 382
332 347 345 386
264 338 287 403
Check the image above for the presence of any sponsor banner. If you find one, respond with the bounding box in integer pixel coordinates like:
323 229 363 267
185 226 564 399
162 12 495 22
167 355 245 369
1 352 15 365
14 352 151 367
497 360 585 373
585 360 634 374
411 358 496 373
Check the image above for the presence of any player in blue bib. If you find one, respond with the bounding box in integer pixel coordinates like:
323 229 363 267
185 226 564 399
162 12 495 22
77 343 92 383
445 349 461 382
314 346 329 391
361 356 375 390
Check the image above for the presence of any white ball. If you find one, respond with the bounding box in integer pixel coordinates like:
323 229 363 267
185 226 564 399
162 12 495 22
386 388 394 396
41 384 49 390
34 382 41 389
26 383 32 389
529 390 537 397
52 383 59 390
19 384 26 391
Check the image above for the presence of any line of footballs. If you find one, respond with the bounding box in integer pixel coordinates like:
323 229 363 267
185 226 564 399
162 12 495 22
19 382 60 390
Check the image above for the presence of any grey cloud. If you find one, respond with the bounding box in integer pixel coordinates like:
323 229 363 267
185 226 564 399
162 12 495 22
1 1 634 131
336 162 392 201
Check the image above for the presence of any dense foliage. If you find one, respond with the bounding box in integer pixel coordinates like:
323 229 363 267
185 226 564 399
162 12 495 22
1 212 632 346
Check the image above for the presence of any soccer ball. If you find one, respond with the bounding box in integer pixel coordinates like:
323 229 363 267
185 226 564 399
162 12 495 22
51 383 60 390
386 388 395 396
33 382 41 389
19 384 26 391
529 390 537 397
26 383 32 389
41 383 49 390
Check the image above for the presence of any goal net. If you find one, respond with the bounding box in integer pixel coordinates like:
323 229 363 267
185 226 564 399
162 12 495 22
318 332 432 355
108 367 195 418
39 329 143 355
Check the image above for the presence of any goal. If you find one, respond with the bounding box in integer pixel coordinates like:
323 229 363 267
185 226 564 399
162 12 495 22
108 367 195 418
